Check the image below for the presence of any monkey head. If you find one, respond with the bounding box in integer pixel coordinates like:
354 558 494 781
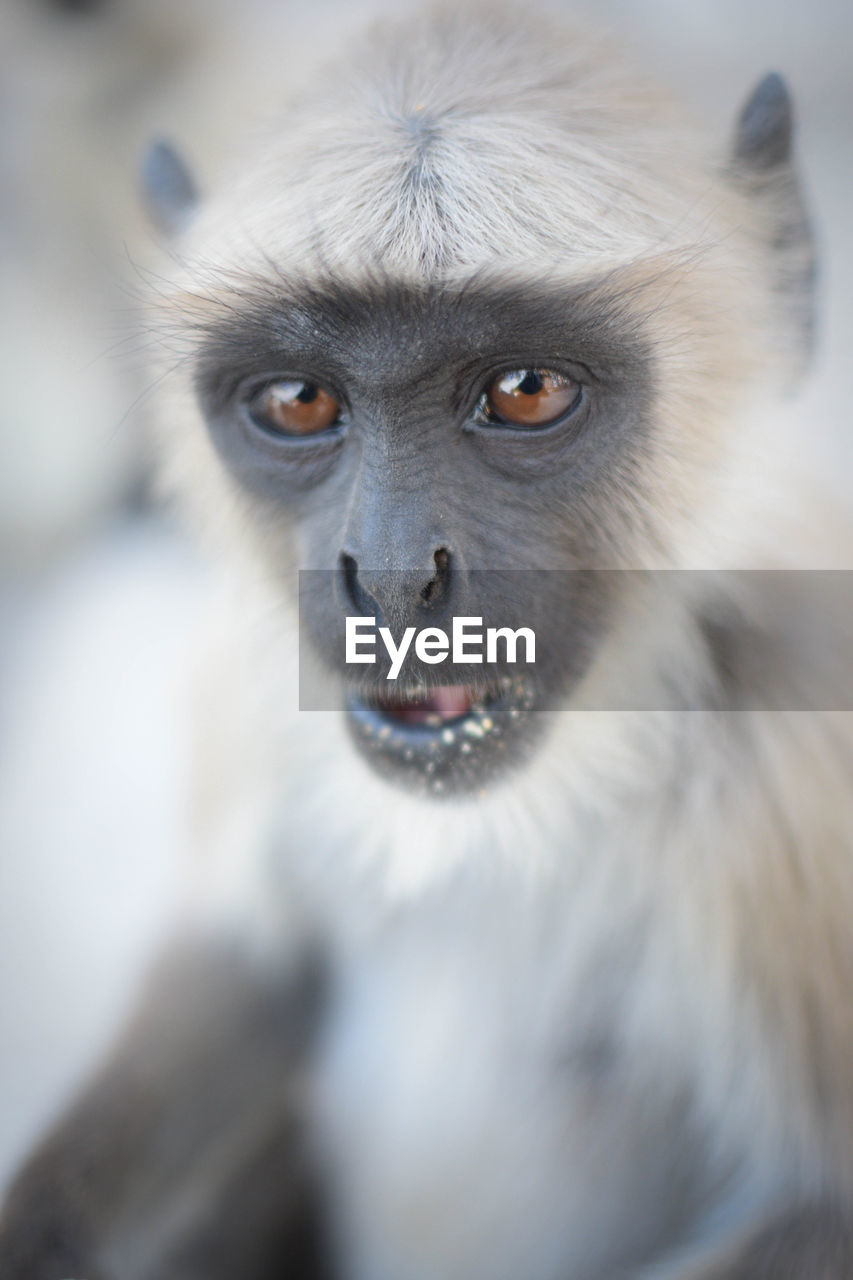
149 7 814 798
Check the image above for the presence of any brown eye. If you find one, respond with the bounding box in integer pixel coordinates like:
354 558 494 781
247 379 341 437
484 368 580 428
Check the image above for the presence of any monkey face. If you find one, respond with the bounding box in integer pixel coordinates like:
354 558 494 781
191 276 669 794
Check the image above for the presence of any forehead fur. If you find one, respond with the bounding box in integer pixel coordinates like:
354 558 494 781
184 2 747 285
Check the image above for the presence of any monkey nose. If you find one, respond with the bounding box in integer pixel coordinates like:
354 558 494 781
338 548 452 628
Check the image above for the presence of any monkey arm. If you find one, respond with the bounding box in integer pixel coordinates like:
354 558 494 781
0 938 330 1280
644 1202 853 1280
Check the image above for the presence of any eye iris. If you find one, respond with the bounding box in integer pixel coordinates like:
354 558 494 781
486 368 579 427
249 380 340 436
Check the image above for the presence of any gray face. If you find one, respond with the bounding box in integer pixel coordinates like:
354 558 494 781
194 276 656 795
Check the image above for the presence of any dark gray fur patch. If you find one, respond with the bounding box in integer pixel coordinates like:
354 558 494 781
0 942 330 1280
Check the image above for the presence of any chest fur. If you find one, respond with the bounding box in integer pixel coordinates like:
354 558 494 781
314 887 721 1280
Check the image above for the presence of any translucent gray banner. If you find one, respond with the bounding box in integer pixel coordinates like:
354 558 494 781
297 570 853 711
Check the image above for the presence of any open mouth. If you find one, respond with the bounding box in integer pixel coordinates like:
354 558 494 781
345 676 539 796
371 684 478 727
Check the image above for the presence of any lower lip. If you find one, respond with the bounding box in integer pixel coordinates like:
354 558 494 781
349 685 496 743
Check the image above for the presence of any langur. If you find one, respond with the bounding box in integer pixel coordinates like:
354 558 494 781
3 5 853 1279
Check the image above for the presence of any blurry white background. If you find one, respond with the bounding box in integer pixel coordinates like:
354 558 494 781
0 0 851 1189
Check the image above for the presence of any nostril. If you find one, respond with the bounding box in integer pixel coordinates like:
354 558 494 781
340 553 383 623
420 548 451 606
341 552 357 598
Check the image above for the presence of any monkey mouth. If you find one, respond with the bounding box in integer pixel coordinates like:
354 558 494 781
344 676 539 796
369 684 476 726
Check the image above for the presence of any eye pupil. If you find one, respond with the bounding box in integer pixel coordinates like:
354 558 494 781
517 371 544 396
296 383 319 404
484 367 580 429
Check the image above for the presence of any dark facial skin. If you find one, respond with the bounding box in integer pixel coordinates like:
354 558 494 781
194 275 656 794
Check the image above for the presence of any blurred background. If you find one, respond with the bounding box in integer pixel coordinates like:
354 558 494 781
0 0 851 1190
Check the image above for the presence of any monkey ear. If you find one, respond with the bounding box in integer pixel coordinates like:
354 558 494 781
730 73 816 372
733 72 793 170
140 139 200 237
